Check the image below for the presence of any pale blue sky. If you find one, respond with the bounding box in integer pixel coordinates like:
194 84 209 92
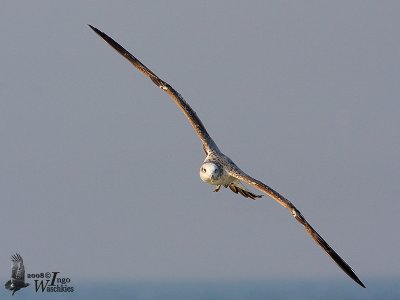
1 0 399 293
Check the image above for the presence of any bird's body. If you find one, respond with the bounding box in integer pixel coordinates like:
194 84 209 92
89 25 365 288
201 150 263 198
5 254 29 295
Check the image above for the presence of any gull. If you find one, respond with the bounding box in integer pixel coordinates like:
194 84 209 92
5 253 29 295
89 25 365 288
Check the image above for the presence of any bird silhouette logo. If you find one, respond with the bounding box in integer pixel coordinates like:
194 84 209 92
5 253 29 295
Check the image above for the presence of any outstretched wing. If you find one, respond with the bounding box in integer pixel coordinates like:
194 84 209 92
88 25 218 154
10 254 26 281
229 168 365 288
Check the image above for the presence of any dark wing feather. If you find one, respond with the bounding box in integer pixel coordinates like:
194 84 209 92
88 25 218 154
230 169 365 288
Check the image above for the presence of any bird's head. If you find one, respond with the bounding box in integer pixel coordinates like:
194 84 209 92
199 161 224 184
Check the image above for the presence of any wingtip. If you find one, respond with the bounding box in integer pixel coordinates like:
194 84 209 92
88 24 99 33
343 264 366 288
349 273 366 288
344 263 365 288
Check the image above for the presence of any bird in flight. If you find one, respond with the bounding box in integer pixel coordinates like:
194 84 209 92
89 25 365 288
5 253 30 295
